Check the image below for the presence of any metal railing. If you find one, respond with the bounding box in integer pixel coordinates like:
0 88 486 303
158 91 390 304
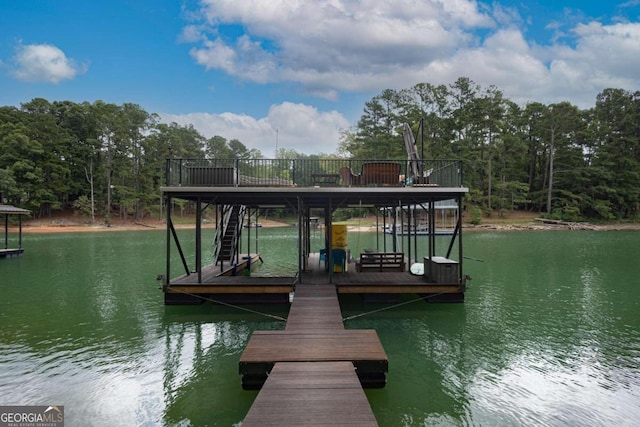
165 158 463 188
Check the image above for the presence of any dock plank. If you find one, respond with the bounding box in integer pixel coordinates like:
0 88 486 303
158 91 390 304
286 285 344 331
242 362 377 427
240 330 387 363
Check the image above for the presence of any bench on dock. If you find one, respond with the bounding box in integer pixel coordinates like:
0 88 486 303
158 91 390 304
187 166 237 186
355 252 405 272
339 162 402 186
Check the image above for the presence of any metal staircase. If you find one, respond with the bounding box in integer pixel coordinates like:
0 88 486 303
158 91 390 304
213 204 246 266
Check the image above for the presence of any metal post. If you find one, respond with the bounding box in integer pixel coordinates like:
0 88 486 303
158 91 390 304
327 200 333 283
247 208 252 261
196 199 202 283
420 118 424 167
3 214 7 249
458 195 463 284
297 197 303 281
166 196 171 283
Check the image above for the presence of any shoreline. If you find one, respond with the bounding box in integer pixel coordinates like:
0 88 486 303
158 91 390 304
11 217 640 234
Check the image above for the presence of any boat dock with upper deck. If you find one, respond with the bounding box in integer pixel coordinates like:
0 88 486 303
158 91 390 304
158 157 468 424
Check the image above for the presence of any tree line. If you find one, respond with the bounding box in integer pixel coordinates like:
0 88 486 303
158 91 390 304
0 99 261 221
340 77 640 221
1 77 639 222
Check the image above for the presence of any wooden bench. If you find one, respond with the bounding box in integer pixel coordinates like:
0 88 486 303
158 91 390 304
339 162 402 187
355 252 405 272
360 162 401 186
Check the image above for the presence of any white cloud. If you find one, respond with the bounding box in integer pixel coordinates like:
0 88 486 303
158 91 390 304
182 0 640 109
11 43 87 83
187 0 493 95
160 102 350 157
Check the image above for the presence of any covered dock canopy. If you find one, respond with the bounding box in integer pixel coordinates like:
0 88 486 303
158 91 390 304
1 204 31 258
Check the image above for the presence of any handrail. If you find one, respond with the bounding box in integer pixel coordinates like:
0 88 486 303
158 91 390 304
166 158 463 188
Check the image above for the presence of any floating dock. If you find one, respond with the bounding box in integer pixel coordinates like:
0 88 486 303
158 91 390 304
1 204 30 258
241 284 386 425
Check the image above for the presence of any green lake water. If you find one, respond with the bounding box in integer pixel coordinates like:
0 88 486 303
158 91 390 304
1 228 639 426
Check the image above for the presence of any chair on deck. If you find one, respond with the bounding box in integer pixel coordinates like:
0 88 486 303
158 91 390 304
339 167 359 186
331 248 347 272
319 248 327 268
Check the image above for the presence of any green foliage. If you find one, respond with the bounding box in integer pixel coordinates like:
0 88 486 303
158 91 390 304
468 205 483 225
73 195 93 219
343 80 640 221
494 180 529 211
2 81 640 222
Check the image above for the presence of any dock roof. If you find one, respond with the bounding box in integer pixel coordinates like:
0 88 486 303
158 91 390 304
0 205 31 215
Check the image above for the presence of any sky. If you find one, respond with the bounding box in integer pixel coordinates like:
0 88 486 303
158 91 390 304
1 0 640 157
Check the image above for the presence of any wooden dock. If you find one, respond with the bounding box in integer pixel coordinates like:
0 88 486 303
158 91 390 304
1 204 30 258
242 362 378 426
164 253 465 304
0 248 24 258
240 284 387 426
163 254 297 304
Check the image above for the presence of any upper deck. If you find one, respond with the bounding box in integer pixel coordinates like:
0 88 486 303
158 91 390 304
161 158 468 207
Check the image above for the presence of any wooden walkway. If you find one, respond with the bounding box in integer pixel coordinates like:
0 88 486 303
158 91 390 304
242 362 378 426
240 284 387 426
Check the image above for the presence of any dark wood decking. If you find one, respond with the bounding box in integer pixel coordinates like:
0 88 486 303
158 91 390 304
285 283 344 331
242 362 378 427
336 271 463 294
166 254 296 296
305 253 464 294
240 329 387 368
240 284 386 425
166 253 463 297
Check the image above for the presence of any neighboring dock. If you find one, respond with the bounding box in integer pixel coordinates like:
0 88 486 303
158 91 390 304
241 284 387 426
1 204 30 258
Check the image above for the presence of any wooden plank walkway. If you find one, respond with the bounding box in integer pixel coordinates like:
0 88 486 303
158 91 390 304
240 284 387 426
242 362 378 427
285 284 345 331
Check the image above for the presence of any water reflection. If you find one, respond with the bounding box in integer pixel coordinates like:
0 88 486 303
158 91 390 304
1 230 639 426
159 308 286 426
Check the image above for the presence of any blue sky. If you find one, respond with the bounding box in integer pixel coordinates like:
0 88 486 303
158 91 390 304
1 0 639 156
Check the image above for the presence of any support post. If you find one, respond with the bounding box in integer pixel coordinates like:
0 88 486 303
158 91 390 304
3 214 7 249
166 196 172 283
196 198 202 283
298 197 303 281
